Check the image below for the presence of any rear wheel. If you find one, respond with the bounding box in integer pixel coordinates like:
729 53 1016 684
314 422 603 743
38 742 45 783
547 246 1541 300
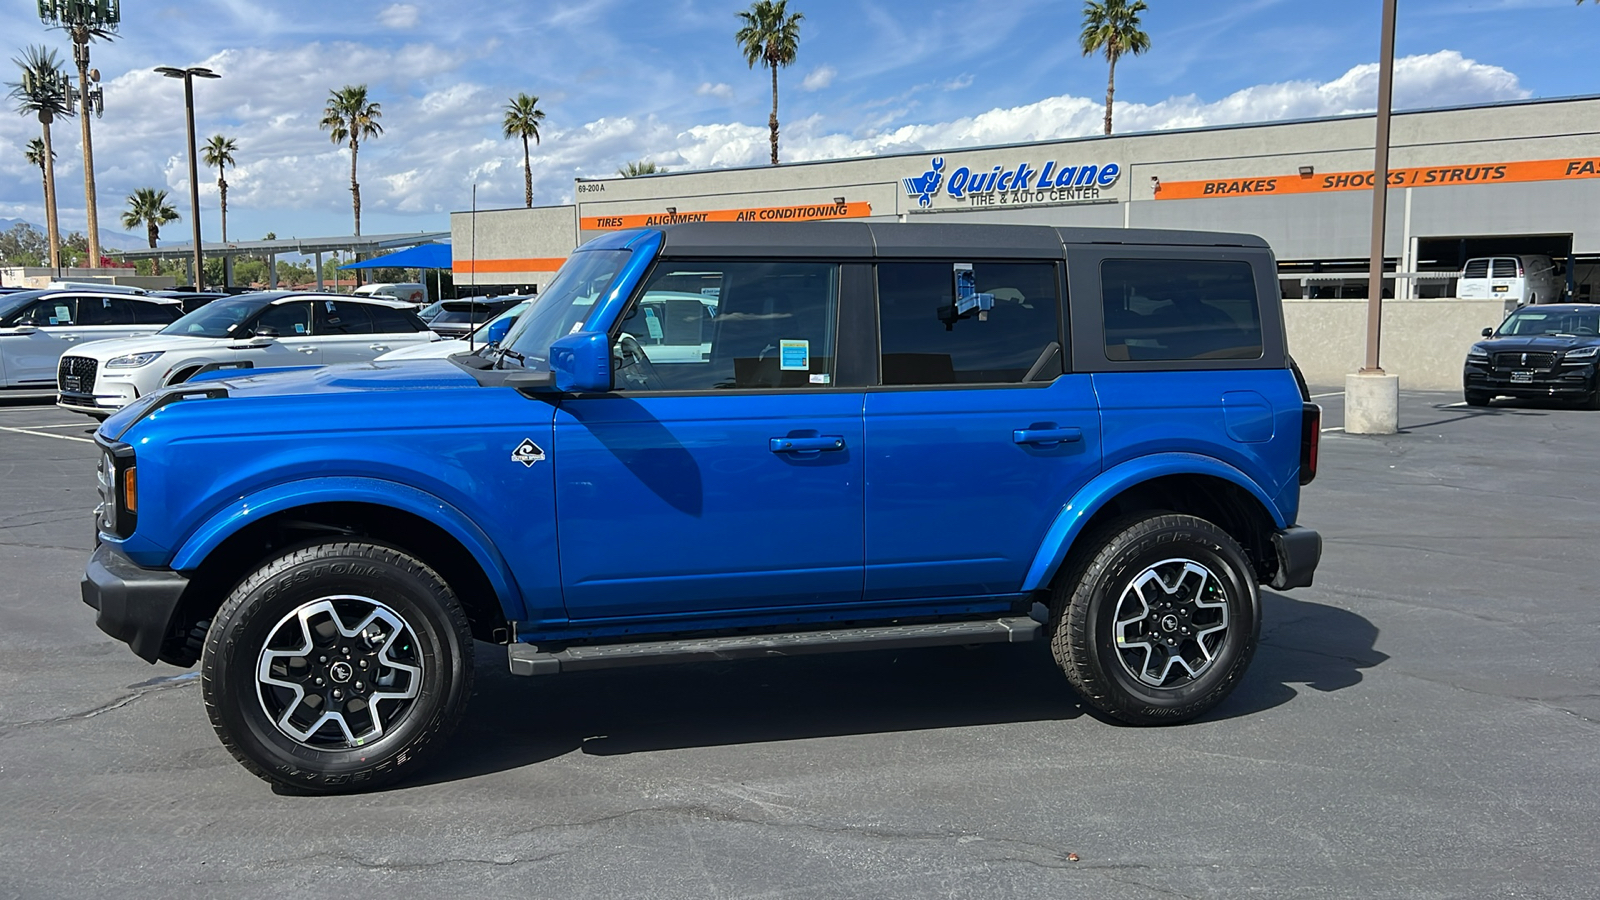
1050 513 1260 725
1464 390 1491 407
201 541 474 793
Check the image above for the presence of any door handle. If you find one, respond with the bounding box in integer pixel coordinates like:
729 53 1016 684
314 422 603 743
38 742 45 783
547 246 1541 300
368 344 389 351
770 436 846 453
297 347 317 354
61 334 79 342
1014 426 1083 446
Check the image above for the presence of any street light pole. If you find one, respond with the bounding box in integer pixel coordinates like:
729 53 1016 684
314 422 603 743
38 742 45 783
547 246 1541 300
155 65 220 290
1362 0 1398 374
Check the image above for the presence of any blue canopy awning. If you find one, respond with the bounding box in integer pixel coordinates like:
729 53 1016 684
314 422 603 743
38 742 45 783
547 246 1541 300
338 242 451 270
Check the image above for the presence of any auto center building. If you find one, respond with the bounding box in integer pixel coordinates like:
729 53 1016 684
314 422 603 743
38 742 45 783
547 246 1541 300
450 94 1600 387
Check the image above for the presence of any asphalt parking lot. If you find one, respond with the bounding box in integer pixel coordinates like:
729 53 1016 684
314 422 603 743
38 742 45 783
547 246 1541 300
1 389 1597 899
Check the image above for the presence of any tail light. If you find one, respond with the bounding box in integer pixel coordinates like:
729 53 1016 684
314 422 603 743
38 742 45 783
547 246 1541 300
1299 403 1321 486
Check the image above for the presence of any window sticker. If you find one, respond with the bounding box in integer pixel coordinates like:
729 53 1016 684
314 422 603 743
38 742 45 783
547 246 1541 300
55 305 72 322
809 373 831 384
780 339 810 370
48 317 59 325
294 323 307 334
325 301 337 311
644 307 663 340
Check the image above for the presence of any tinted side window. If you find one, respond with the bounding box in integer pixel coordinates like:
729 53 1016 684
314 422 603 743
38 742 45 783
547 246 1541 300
877 262 1061 385
616 261 837 391
1491 258 1518 278
1463 259 1489 278
1100 259 1263 361
316 300 374 335
255 302 314 336
78 297 137 326
131 301 182 324
16 297 74 326
368 305 425 333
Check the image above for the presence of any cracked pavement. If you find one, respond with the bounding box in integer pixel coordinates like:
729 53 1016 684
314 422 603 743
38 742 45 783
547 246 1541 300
1 391 1598 899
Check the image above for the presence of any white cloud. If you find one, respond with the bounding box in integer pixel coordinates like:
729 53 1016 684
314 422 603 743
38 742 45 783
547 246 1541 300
943 74 974 92
378 4 419 29
697 82 734 100
801 66 836 91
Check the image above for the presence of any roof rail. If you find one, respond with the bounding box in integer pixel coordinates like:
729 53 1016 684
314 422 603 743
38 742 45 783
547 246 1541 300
45 281 149 295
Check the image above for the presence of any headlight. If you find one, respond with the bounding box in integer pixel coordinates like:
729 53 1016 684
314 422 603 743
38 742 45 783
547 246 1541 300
106 351 164 368
1564 346 1599 360
1466 345 1489 362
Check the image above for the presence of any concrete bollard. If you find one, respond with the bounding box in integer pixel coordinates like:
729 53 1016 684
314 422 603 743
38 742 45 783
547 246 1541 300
1344 372 1400 434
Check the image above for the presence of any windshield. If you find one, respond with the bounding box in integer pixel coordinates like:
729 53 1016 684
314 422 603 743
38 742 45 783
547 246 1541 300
160 296 274 338
500 250 630 369
0 290 49 322
1497 309 1600 337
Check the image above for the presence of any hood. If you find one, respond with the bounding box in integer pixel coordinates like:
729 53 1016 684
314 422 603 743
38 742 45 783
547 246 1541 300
198 358 481 398
64 333 223 359
1480 334 1600 352
374 339 478 362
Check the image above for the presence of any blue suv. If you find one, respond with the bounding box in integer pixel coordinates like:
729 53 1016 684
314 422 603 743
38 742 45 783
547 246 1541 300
82 223 1322 792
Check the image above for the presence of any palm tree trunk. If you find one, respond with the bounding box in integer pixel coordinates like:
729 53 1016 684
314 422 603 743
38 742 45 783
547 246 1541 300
769 61 781 166
146 221 157 249
522 135 533 208
39 115 62 269
1104 55 1118 136
350 138 362 236
75 43 101 270
218 175 228 243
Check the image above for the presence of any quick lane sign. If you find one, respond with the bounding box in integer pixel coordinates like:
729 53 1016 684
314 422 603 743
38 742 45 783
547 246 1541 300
902 156 1121 209
1156 157 1600 200
582 201 872 231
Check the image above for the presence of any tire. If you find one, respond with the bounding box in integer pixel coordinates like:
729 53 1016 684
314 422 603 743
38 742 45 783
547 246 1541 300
201 541 474 793
1049 513 1260 725
1464 390 1491 407
1587 388 1600 411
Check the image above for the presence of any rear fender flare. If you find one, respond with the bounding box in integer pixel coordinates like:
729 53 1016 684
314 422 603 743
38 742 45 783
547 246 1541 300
169 476 523 618
1020 453 1287 593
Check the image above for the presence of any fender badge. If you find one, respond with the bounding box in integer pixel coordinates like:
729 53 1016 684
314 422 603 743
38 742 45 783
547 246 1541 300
511 438 546 468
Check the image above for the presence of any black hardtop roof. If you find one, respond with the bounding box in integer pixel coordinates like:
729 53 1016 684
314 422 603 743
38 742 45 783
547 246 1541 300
1509 303 1600 312
654 221 1269 259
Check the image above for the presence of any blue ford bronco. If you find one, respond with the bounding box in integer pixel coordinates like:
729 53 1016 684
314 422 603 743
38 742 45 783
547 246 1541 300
83 222 1321 792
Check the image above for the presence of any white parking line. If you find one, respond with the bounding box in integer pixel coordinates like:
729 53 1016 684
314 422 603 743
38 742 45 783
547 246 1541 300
1310 391 1345 399
1320 426 1345 433
14 422 93 429
0 424 95 444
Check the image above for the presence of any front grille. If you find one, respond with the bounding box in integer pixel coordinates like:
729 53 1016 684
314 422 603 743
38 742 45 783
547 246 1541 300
1494 351 1555 370
58 356 98 394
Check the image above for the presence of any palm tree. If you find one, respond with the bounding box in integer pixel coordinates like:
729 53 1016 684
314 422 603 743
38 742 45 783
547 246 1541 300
121 188 180 249
23 137 54 227
318 85 384 236
201 134 238 242
6 45 73 268
39 0 119 271
735 0 803 165
618 160 664 177
1080 0 1151 136
502 93 546 208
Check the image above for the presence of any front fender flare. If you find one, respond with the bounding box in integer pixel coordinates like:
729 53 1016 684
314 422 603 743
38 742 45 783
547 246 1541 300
169 476 523 617
1019 453 1287 593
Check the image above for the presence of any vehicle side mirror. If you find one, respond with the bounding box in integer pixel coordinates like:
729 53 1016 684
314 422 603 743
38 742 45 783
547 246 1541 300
11 324 38 335
253 325 280 339
549 331 611 392
1482 327 1493 338
485 317 513 347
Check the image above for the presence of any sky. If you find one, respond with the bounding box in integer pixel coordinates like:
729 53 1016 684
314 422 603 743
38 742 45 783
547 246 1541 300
1 0 1597 248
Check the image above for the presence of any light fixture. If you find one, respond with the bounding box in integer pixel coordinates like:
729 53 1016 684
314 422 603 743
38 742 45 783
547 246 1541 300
833 196 846 205
1150 175 1160 192
666 207 676 215
1299 165 1315 177
155 65 223 290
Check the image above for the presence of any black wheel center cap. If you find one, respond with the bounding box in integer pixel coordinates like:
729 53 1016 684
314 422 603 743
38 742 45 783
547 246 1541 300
329 661 354 684
1159 614 1181 632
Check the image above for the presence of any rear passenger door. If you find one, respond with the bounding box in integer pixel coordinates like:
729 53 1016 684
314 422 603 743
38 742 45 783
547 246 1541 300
366 303 435 356
312 299 378 364
75 295 168 344
862 260 1102 602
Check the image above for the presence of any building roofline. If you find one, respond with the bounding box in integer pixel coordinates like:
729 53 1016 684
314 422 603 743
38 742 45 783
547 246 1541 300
573 92 1600 183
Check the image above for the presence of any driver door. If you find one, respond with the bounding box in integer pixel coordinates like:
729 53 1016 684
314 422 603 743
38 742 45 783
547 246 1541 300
1 297 79 386
242 301 322 366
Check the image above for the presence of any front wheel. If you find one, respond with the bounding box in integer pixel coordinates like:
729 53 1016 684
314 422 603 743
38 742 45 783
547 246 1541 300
1050 514 1260 725
1464 390 1491 407
201 541 474 793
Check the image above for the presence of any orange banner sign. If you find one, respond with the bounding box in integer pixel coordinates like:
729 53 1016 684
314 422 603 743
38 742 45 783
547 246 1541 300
1155 157 1600 201
452 257 566 274
582 201 872 231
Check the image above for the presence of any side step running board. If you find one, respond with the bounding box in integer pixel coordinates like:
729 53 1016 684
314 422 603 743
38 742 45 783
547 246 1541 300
507 616 1041 676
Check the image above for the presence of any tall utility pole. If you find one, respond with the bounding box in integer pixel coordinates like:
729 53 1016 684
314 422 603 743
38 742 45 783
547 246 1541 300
39 0 120 272
1363 0 1398 373
156 66 221 290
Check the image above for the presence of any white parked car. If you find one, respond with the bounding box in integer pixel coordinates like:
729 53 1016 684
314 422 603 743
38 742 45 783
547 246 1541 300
375 299 532 362
56 291 438 417
353 282 430 305
0 288 184 390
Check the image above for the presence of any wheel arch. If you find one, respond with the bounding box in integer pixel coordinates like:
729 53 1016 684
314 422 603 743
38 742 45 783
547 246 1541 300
1022 454 1286 594
162 480 522 664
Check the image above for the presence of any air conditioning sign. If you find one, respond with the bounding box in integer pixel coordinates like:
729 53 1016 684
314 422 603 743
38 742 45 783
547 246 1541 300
903 156 1122 210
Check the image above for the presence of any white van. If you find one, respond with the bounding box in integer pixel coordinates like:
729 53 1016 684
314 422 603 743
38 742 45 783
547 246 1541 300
352 282 429 306
1458 255 1563 308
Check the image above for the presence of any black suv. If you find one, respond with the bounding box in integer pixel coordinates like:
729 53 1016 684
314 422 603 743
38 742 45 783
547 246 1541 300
1464 303 1600 407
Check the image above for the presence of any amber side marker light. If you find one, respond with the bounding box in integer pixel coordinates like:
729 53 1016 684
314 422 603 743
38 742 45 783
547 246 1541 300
123 467 138 514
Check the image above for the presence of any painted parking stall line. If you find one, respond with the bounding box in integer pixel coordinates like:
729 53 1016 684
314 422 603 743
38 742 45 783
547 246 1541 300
0 424 95 444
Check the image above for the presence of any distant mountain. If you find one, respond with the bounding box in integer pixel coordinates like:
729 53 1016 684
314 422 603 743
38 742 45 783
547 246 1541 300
0 217 150 252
